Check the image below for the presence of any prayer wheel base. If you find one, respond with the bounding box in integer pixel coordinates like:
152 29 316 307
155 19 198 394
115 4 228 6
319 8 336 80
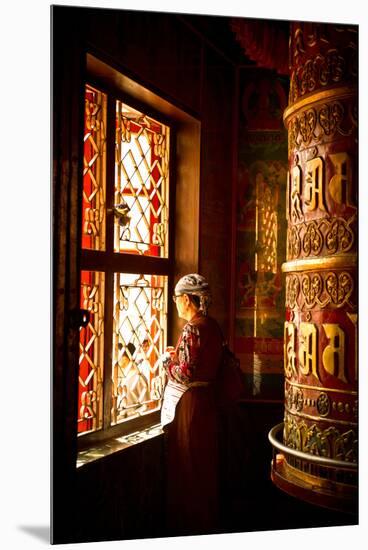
271 454 357 515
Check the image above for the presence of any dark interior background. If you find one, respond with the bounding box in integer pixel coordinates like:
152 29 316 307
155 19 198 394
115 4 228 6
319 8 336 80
52 7 356 544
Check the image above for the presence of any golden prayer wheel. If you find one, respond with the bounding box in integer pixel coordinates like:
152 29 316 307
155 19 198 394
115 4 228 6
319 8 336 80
269 22 358 513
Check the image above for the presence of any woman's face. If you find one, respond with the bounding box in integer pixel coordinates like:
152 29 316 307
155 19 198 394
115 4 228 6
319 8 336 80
174 293 198 321
174 293 187 319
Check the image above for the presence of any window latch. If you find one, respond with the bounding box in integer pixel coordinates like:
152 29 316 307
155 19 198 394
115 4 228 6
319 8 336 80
113 202 131 227
70 309 90 329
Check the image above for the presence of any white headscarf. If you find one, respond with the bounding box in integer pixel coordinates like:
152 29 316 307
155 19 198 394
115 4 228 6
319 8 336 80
174 273 212 316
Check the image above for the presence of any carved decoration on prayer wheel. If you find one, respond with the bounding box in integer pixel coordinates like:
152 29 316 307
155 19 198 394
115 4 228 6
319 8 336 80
269 22 358 514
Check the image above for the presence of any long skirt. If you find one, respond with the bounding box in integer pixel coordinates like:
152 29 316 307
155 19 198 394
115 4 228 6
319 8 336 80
164 386 219 537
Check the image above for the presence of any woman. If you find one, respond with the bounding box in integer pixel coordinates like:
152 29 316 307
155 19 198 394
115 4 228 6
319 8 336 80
161 274 223 536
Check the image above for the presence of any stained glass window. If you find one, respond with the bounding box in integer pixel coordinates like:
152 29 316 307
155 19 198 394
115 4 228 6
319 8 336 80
112 273 167 424
82 85 107 250
78 270 105 435
78 82 172 441
114 101 170 257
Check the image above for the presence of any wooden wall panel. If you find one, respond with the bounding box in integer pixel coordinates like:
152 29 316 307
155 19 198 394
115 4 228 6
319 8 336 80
199 47 235 333
84 10 203 116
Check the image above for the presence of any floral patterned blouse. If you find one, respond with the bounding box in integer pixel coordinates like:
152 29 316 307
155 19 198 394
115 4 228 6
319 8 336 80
164 322 200 385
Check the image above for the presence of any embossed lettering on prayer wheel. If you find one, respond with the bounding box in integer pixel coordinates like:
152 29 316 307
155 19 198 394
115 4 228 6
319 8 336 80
269 22 358 514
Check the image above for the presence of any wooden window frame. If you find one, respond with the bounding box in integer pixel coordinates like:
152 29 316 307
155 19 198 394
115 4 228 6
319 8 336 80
78 54 201 451
79 81 175 449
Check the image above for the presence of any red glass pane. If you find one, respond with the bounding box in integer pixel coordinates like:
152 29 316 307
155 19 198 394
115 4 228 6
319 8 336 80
82 85 107 250
78 270 105 435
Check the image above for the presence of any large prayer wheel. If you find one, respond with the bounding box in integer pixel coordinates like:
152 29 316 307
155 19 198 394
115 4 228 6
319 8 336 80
269 22 358 513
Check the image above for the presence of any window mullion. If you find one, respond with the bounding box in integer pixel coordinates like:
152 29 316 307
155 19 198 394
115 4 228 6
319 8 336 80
101 94 117 430
102 269 114 430
106 94 116 256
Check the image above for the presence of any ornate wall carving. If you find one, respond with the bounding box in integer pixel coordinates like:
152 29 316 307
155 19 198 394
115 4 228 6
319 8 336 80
235 70 288 400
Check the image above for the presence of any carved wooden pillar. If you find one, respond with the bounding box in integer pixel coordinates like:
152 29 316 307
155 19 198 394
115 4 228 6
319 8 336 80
269 22 358 513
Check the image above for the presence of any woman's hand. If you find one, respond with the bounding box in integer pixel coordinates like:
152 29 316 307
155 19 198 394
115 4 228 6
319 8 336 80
165 346 176 359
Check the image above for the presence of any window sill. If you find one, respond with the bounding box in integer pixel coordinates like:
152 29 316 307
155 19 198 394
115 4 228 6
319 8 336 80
77 423 164 468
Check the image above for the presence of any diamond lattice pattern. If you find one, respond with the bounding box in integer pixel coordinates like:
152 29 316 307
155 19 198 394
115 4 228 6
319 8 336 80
78 271 105 434
112 273 167 425
114 101 169 257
